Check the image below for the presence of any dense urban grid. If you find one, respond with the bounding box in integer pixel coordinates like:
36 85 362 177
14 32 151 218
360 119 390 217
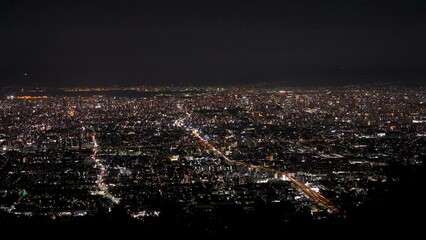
0 85 424 232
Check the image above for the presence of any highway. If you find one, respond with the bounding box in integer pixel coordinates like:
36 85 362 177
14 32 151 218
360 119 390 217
174 113 339 213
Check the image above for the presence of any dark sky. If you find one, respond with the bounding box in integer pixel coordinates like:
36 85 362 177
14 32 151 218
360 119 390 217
1 0 426 87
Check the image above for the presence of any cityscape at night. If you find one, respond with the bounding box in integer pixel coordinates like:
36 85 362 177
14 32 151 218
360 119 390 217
0 85 424 233
1 0 425 235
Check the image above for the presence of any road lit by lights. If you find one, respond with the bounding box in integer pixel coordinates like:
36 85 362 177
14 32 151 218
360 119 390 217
174 113 339 213
91 135 120 205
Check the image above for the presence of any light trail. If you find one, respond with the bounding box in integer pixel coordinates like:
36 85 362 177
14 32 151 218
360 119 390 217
174 113 339 213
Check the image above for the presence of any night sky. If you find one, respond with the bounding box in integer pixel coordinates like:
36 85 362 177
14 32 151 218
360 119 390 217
1 0 426 87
